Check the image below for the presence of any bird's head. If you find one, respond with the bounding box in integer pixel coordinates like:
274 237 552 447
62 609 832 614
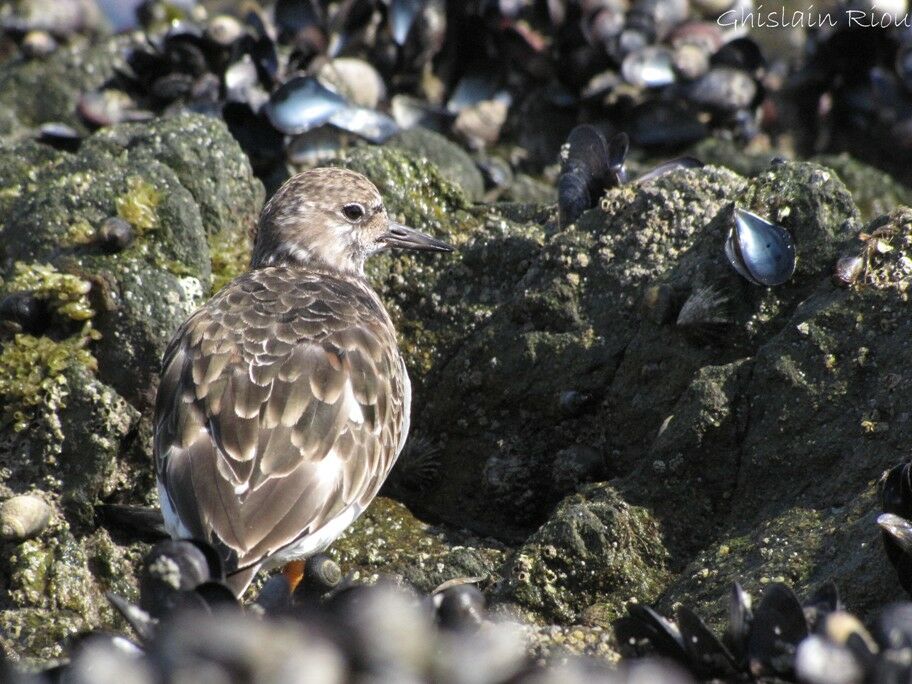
251 167 452 275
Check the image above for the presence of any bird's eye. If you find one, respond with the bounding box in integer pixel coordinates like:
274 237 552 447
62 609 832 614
342 203 366 222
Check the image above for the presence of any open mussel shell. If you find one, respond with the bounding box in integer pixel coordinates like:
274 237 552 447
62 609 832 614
615 603 687 662
328 106 400 143
390 0 425 45
725 207 796 287
264 75 348 135
675 605 737 677
746 582 809 677
622 46 677 88
725 582 752 664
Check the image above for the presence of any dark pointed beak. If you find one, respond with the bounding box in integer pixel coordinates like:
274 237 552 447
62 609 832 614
378 221 453 253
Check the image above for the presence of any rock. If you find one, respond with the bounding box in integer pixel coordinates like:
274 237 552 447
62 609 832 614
0 525 135 665
621 360 751 555
0 495 51 541
329 497 506 593
0 35 128 134
502 173 558 205
388 127 486 201
492 484 669 623
814 154 912 222
0 113 261 405
83 113 264 243
0 112 260 662
403 164 746 538
654 208 912 624
332 143 473 236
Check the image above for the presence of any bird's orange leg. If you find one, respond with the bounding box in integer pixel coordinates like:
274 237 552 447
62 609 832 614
283 560 306 593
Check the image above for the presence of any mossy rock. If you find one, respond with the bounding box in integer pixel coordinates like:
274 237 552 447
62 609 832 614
492 484 670 624
618 359 751 557
389 127 485 202
401 165 748 538
330 144 473 240
815 154 912 222
83 113 264 242
0 112 259 662
0 35 128 134
0 525 143 665
688 136 779 178
0 113 261 403
328 496 506 593
741 161 860 277
654 243 911 624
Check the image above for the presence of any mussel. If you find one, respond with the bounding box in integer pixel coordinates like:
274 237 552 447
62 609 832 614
724 207 796 286
435 584 486 632
264 76 348 135
558 124 628 227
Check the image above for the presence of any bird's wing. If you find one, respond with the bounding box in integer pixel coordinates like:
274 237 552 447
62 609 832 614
154 269 406 573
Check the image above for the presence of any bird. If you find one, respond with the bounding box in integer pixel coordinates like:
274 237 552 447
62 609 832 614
153 167 453 596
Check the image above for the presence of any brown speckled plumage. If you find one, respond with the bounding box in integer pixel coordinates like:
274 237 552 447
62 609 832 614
154 168 451 595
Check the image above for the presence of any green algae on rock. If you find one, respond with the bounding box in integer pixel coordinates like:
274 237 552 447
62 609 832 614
0 112 261 663
402 165 745 539
388 127 486 202
84 112 264 239
493 484 669 624
329 496 506 594
0 524 142 666
115 176 161 233
0 331 96 436
5 261 94 322
0 113 261 405
330 145 473 238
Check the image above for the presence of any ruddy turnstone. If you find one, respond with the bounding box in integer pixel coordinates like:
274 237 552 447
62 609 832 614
153 167 452 596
